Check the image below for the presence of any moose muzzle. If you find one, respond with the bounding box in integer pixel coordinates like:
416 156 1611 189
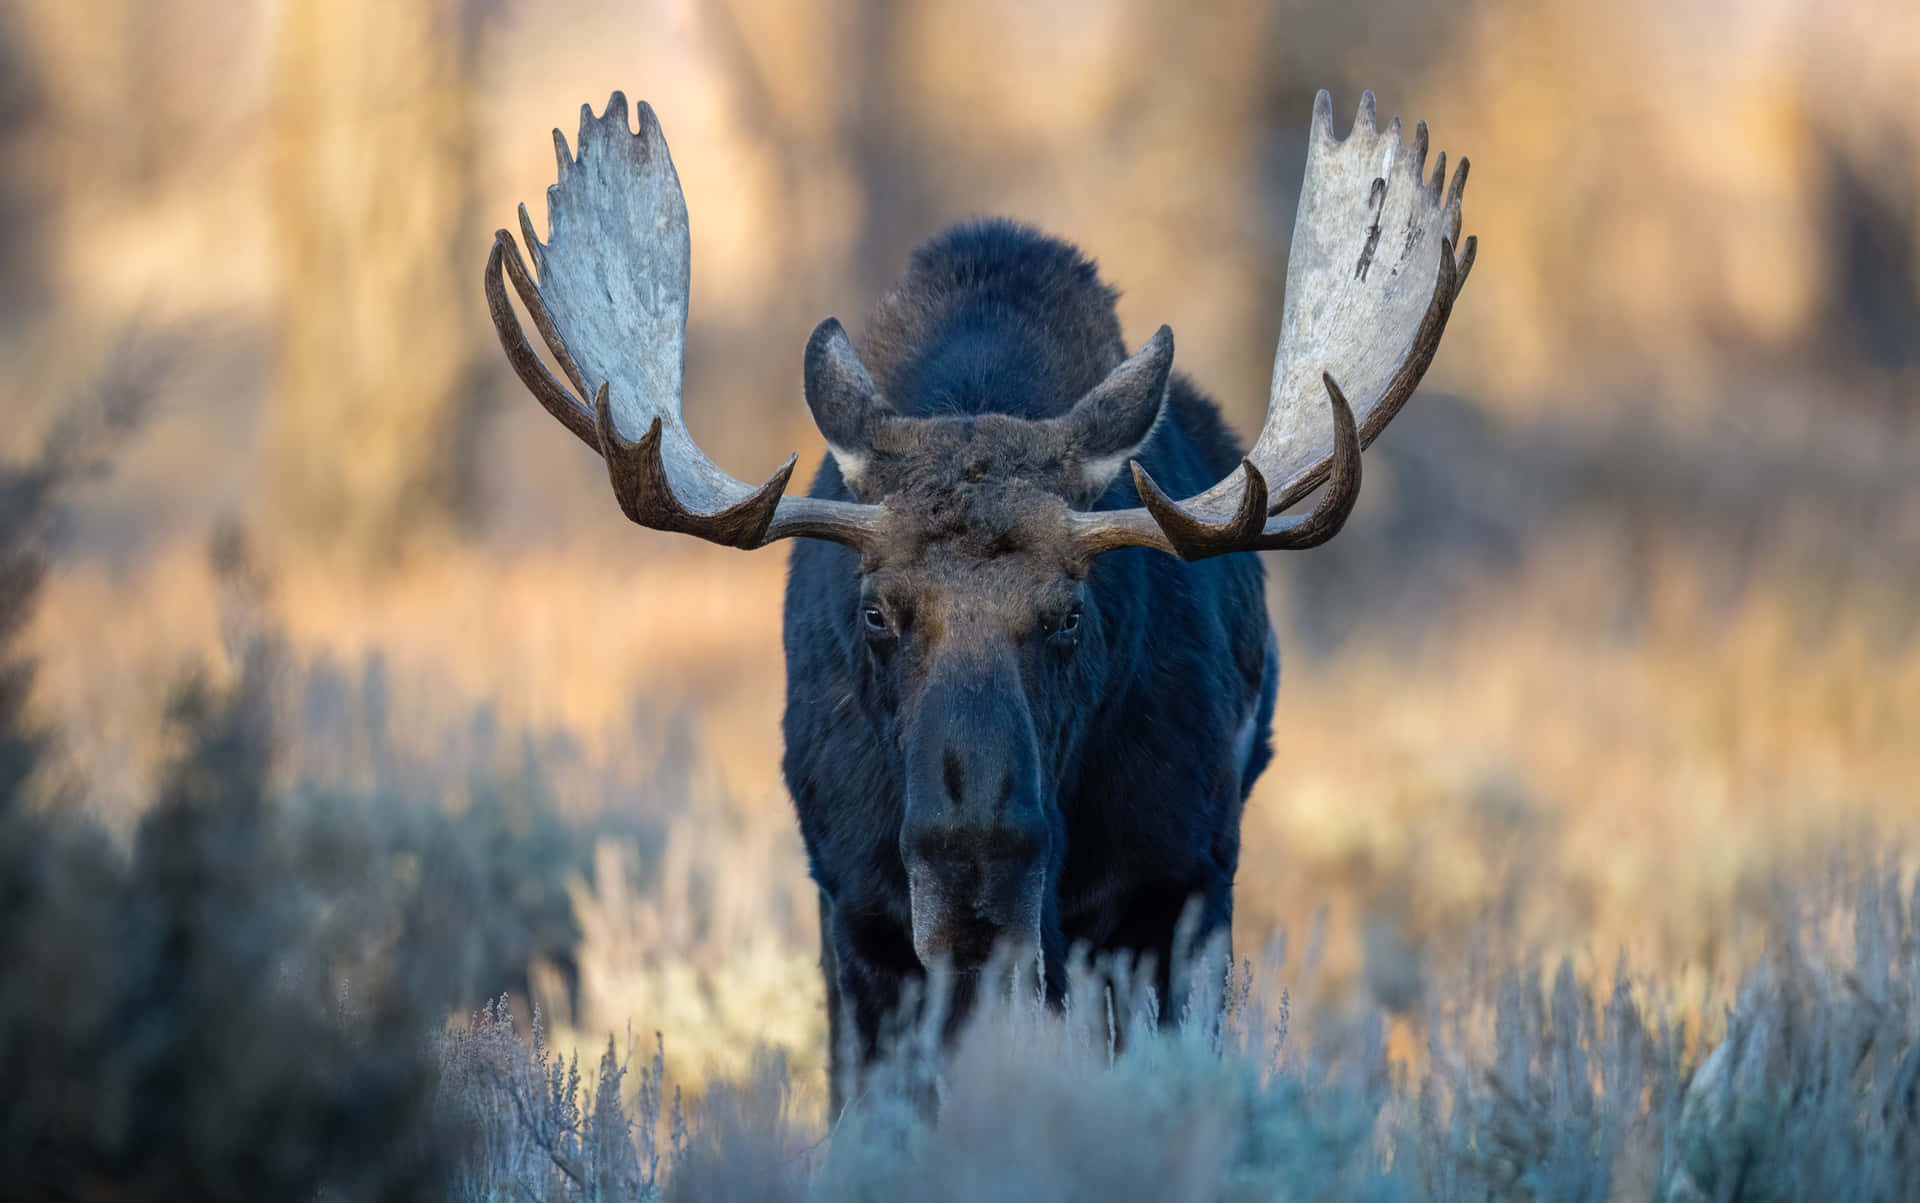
899 649 1049 971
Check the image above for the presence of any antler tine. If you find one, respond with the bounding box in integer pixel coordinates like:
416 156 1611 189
1113 368 1360 557
1355 90 1379 136
590 386 798 549
1455 231 1478 287
1069 89 1472 563
1126 456 1269 560
485 231 597 451
1262 373 1361 548
486 92 886 553
518 204 549 285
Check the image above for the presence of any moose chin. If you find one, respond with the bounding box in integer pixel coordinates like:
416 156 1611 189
487 88 1474 1114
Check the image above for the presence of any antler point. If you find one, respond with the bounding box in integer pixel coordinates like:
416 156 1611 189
1241 456 1270 501
1447 156 1471 208
1455 235 1478 288
1312 90 1335 140
768 452 800 494
633 99 662 141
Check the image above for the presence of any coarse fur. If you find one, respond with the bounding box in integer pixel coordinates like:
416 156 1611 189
782 220 1279 1110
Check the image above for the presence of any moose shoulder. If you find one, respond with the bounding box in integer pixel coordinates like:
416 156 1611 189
486 90 1474 1112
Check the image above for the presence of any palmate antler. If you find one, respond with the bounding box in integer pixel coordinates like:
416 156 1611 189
484 93 886 550
1069 90 1476 560
488 91 1471 562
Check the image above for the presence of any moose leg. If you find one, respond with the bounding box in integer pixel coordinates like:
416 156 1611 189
1097 876 1234 1022
818 890 850 1117
821 900 922 1110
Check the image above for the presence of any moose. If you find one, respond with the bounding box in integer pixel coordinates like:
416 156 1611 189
486 90 1472 1108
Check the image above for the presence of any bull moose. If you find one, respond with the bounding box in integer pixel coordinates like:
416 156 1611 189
486 90 1473 1108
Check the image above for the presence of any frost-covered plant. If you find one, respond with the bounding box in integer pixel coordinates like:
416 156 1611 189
1663 868 1920 1202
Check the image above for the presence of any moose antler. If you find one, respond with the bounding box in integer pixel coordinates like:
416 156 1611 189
485 93 886 550
1069 90 1476 560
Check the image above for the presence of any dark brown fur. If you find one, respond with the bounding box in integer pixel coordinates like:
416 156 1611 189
782 220 1278 1111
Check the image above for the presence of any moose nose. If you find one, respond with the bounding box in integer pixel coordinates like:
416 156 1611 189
905 735 1048 909
941 745 1016 810
903 824 1046 970
901 652 1049 968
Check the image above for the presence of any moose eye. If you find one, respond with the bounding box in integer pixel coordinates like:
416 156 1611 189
1048 607 1083 643
861 605 890 635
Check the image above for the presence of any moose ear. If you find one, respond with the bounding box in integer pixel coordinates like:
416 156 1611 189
1061 325 1173 500
804 318 895 490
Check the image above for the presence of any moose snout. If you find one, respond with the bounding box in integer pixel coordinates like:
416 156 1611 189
901 663 1049 970
904 835 1046 971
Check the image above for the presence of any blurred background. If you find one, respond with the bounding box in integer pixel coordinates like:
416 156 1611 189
4 0 1917 1100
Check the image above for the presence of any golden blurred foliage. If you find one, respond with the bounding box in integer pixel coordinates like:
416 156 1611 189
1428 0 1920 410
266 0 487 558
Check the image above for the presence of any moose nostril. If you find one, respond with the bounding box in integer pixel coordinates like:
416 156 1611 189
998 770 1015 805
943 748 965 805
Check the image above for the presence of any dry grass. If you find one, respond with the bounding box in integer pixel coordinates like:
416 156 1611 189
431 860 1918 1201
